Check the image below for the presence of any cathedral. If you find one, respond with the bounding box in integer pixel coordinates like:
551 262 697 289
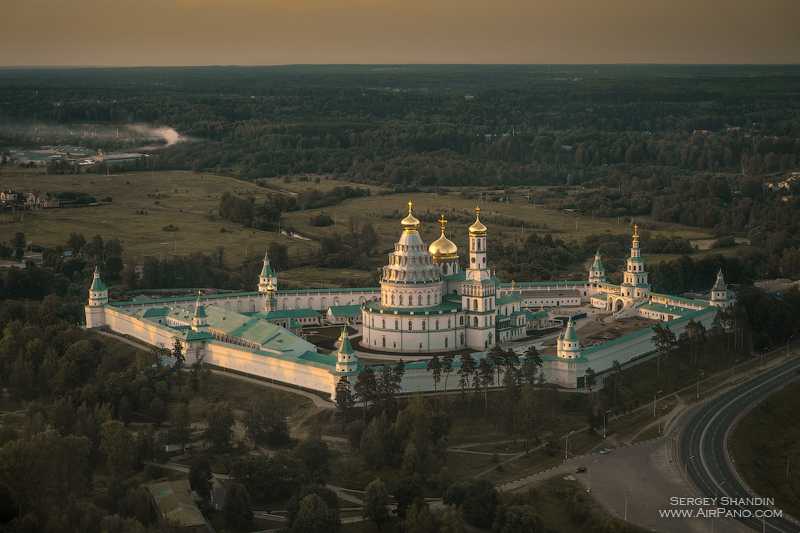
360 203 526 353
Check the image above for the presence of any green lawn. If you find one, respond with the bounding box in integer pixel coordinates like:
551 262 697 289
2 167 725 284
729 379 800 522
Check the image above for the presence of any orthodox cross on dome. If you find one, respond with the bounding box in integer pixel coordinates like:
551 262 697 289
439 215 447 231
408 201 413 214
511 280 515 293
633 224 639 242
475 206 480 215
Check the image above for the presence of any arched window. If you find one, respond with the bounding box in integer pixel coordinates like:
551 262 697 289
484 317 487 326
391 294 395 305
473 299 478 310
453 290 457 295
435 320 439 330
445 338 448 348
427 295 431 305
460 332 465 345
382 337 386 347
418 295 422 306
460 316 464 326
371 318 374 327
399 295 404 306
395 320 399 330
408 321 413 331
422 321 426 331
466 299 470 310
448 319 451 328
382 319 385 329
473 317 478 327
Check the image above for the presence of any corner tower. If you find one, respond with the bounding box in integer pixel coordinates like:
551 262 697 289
85 267 108 329
710 270 732 308
335 327 358 373
557 317 581 359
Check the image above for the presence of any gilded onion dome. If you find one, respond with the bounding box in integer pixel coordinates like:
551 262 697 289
468 206 487 236
401 201 420 233
429 215 458 259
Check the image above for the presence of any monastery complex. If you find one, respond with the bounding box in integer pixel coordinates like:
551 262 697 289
85 204 734 399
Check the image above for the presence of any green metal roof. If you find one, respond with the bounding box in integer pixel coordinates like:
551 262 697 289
337 328 355 355
201 305 314 354
496 292 523 305
591 254 605 272
563 319 579 343
281 308 322 318
327 305 362 318
90 268 107 292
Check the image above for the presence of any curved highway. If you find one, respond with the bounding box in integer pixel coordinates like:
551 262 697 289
676 355 800 533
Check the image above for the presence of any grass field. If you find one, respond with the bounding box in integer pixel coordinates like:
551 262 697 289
1 168 726 284
523 475 649 533
729 379 800 521
0 168 308 268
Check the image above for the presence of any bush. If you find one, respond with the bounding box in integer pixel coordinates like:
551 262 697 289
311 214 334 227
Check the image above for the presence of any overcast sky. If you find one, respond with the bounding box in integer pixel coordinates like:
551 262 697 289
3 0 800 66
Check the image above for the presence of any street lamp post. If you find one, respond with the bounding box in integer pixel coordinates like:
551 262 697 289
603 409 611 438
625 486 633 521
565 432 571 461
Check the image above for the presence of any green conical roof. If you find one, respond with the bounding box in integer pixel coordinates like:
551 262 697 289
713 269 727 291
591 252 604 272
90 267 107 292
194 300 207 319
338 328 354 355
259 253 274 278
563 318 579 343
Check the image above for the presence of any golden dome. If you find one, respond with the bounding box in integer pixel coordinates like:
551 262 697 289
429 232 458 258
429 215 458 258
401 201 420 233
468 206 487 236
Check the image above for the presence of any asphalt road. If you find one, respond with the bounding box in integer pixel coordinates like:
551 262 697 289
506 355 800 533
676 355 800 533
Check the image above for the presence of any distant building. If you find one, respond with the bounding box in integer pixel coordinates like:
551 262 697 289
147 480 205 533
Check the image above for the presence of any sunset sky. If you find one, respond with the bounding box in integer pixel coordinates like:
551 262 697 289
3 0 800 66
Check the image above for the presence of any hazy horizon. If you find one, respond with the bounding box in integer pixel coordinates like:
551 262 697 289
3 0 799 67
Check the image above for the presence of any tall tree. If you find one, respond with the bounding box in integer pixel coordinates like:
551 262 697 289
442 352 455 396
224 482 253 530
169 402 193 450
478 358 493 420
204 401 235 449
335 376 354 430
171 339 185 392
393 359 406 409
354 367 376 423
100 419 133 478
362 478 390 530
427 355 442 410
457 354 477 419
290 493 341 533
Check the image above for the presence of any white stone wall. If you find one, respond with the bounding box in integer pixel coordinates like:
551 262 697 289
204 341 336 398
101 306 179 350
